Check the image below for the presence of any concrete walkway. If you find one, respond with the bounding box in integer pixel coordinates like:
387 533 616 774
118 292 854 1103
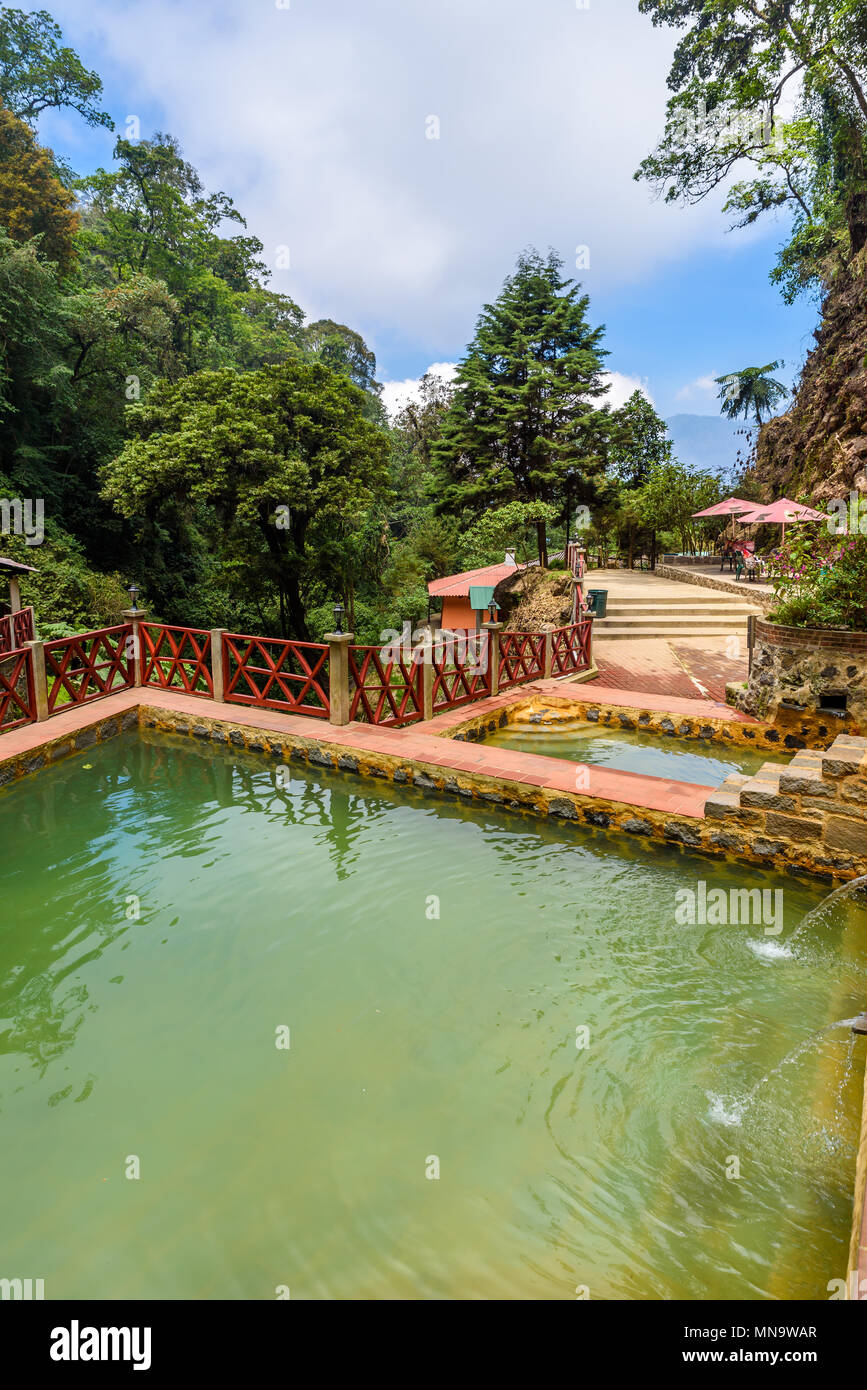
583 568 756 699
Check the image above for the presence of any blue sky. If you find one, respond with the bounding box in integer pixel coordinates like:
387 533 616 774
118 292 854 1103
38 0 819 417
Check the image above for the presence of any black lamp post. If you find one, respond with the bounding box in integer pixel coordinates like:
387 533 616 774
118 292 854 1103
128 584 140 613
488 598 500 623
332 603 344 634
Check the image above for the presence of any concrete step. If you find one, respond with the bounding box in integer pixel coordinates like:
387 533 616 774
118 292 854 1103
595 616 752 630
594 627 751 641
600 606 759 619
599 597 760 610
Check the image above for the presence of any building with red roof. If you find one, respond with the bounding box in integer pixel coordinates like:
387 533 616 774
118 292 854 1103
427 554 521 630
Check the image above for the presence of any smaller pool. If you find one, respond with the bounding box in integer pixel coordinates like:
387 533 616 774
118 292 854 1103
481 719 771 787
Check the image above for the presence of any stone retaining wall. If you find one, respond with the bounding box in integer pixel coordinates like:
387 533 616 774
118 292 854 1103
448 689 840 753
736 619 867 727
655 562 774 609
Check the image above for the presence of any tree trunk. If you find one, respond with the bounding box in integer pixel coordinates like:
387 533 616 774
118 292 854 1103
536 519 548 569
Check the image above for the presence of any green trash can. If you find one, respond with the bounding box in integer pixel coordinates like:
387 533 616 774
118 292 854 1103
586 588 608 618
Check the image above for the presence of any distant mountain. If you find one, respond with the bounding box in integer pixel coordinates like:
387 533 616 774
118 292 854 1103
665 414 755 478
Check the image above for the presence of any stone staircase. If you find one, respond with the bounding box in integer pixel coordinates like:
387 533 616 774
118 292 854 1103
705 735 867 872
592 592 762 642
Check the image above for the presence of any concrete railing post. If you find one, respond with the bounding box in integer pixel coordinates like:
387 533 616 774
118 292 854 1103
541 623 554 679
481 621 502 697
210 628 226 702
325 631 354 725
122 607 147 688
25 639 49 721
422 644 435 721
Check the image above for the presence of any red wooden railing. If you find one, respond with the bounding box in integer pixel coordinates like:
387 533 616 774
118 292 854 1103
0 614 593 739
222 633 330 718
44 625 134 712
349 644 424 725
0 606 35 655
0 646 36 730
498 631 545 688
431 631 492 711
141 623 213 697
551 619 592 676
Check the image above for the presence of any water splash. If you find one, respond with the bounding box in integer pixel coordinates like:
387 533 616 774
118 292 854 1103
747 938 794 962
708 1018 858 1127
790 873 867 949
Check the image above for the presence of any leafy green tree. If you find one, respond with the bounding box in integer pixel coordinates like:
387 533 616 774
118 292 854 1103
635 1 867 294
0 6 112 127
0 99 79 267
608 390 673 565
77 134 304 372
461 500 558 568
637 460 723 560
715 363 788 426
101 360 390 638
610 390 672 488
303 318 383 419
434 249 611 566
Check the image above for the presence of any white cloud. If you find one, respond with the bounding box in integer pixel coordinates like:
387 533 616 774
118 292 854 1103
381 362 458 418
48 0 759 377
675 374 720 404
601 371 654 409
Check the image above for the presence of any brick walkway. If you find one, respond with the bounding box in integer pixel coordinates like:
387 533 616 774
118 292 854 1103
593 638 748 703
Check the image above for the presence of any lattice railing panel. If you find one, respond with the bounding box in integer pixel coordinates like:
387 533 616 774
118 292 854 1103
498 631 545 688
431 631 492 710
0 647 35 731
348 645 424 726
223 634 330 717
44 626 134 712
141 624 213 696
551 620 592 676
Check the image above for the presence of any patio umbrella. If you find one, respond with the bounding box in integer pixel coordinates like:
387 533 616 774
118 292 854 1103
738 497 831 544
691 497 758 545
690 497 757 518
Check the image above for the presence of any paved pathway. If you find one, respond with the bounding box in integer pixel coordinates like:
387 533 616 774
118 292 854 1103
0 683 757 818
593 637 747 703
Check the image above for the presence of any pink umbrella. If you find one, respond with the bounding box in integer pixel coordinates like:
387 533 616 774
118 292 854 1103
739 497 829 524
738 497 831 545
691 497 757 518
691 497 759 549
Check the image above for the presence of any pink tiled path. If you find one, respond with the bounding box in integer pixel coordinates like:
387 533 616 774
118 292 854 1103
1 686 718 818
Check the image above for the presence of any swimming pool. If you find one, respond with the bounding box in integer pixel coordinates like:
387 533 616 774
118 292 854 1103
0 730 863 1299
481 720 772 787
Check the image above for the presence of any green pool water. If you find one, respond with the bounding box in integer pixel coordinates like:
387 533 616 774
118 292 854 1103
483 721 772 787
0 730 865 1301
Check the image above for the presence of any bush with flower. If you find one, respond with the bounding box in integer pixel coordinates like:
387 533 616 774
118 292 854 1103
766 526 867 631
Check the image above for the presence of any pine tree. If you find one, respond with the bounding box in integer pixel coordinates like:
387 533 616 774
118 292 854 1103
434 249 611 566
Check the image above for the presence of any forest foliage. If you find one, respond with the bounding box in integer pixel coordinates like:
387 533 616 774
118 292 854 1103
0 5 737 641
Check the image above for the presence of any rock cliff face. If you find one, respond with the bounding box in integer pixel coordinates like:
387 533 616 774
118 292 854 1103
756 267 867 502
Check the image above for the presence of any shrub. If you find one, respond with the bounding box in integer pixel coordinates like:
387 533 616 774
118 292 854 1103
766 530 867 631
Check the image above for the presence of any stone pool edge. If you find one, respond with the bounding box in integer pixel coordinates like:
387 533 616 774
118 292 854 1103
2 687 866 884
